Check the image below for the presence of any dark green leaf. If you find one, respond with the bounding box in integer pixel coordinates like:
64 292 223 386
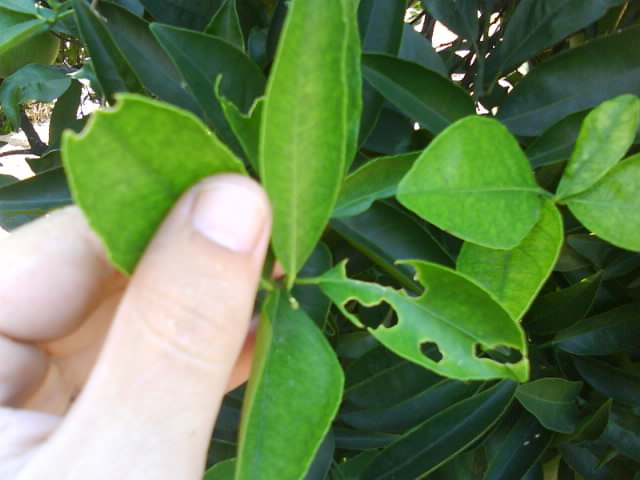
62 94 245 273
361 380 516 480
140 0 222 30
333 151 418 218
566 153 640 252
554 302 640 355
98 2 202 115
398 24 448 77
516 378 582 433
524 272 602 335
0 64 70 128
498 26 640 136
560 444 634 480
204 458 235 480
397 116 543 249
236 289 343 480
332 451 379 480
422 0 478 41
217 93 263 172
0 16 48 56
260 0 361 283
72 0 143 103
457 200 563 321
314 261 529 381
362 53 475 135
573 356 640 406
205 0 244 51
291 243 332 329
47 79 83 151
602 406 640 462
333 428 398 450
150 23 265 151
564 399 611 444
526 111 589 169
556 94 640 199
304 431 335 480
484 408 554 480
0 167 70 215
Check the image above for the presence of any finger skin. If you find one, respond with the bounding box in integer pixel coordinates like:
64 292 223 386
19 174 271 479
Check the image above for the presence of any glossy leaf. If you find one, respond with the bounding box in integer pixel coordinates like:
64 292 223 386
362 53 475 135
484 408 553 480
0 64 70 128
526 111 589 168
260 0 361 283
314 261 529 381
140 0 222 30
333 151 418 218
553 302 640 355
397 116 543 249
151 23 265 150
486 0 628 81
98 2 201 115
72 0 143 103
556 94 640 199
62 94 245 273
236 289 343 480
566 153 640 252
573 356 640 406
205 0 244 50
516 378 582 433
524 272 601 335
498 26 640 136
422 0 478 41
361 381 516 480
398 24 448 77
457 200 562 321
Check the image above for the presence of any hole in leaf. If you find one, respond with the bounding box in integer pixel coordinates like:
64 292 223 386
475 344 523 364
420 341 443 363
357 301 396 329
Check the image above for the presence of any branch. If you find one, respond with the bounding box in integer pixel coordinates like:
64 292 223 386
0 149 32 159
19 109 48 156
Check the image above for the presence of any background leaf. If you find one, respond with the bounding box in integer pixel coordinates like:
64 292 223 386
140 0 222 30
566 153 640 252
259 0 361 283
397 116 543 249
236 288 343 480
457 200 563 321
515 378 582 433
205 0 244 51
62 94 245 273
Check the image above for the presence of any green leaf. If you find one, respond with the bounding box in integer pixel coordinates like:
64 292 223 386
260 0 361 284
330 201 454 292
236 288 344 480
333 428 398 450
98 2 202 115
314 261 529 381
0 16 48 57
553 302 640 355
484 408 554 480
457 200 563 321
573 356 640 407
205 0 244 51
564 399 611 444
72 0 143 103
485 0 628 81
397 116 543 249
361 380 517 480
0 64 70 128
140 0 222 30
398 24 448 77
566 153 640 252
526 110 589 168
62 94 245 274
524 272 602 335
204 458 236 480
516 378 582 433
333 151 418 218
150 23 265 151
0 167 70 215
48 79 83 150
217 92 263 172
422 0 478 41
498 26 640 136
304 431 335 480
556 94 640 199
0 0 38 15
291 242 333 329
362 53 475 135
602 406 640 462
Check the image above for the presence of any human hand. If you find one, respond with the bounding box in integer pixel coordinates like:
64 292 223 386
0 174 271 479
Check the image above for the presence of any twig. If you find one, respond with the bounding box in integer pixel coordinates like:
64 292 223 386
0 149 33 159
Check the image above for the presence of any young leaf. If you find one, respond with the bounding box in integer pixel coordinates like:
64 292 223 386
313 261 529 381
516 378 583 433
556 94 640 200
236 288 344 480
361 53 475 135
260 0 361 285
62 94 245 274
333 151 419 218
217 91 263 172
361 380 517 480
566 153 640 252
457 200 563 321
397 116 543 249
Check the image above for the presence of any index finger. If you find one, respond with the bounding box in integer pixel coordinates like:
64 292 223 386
0 207 117 342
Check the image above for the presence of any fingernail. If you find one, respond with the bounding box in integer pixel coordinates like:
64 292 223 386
191 178 266 253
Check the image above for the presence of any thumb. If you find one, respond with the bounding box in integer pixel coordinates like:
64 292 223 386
25 174 271 479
